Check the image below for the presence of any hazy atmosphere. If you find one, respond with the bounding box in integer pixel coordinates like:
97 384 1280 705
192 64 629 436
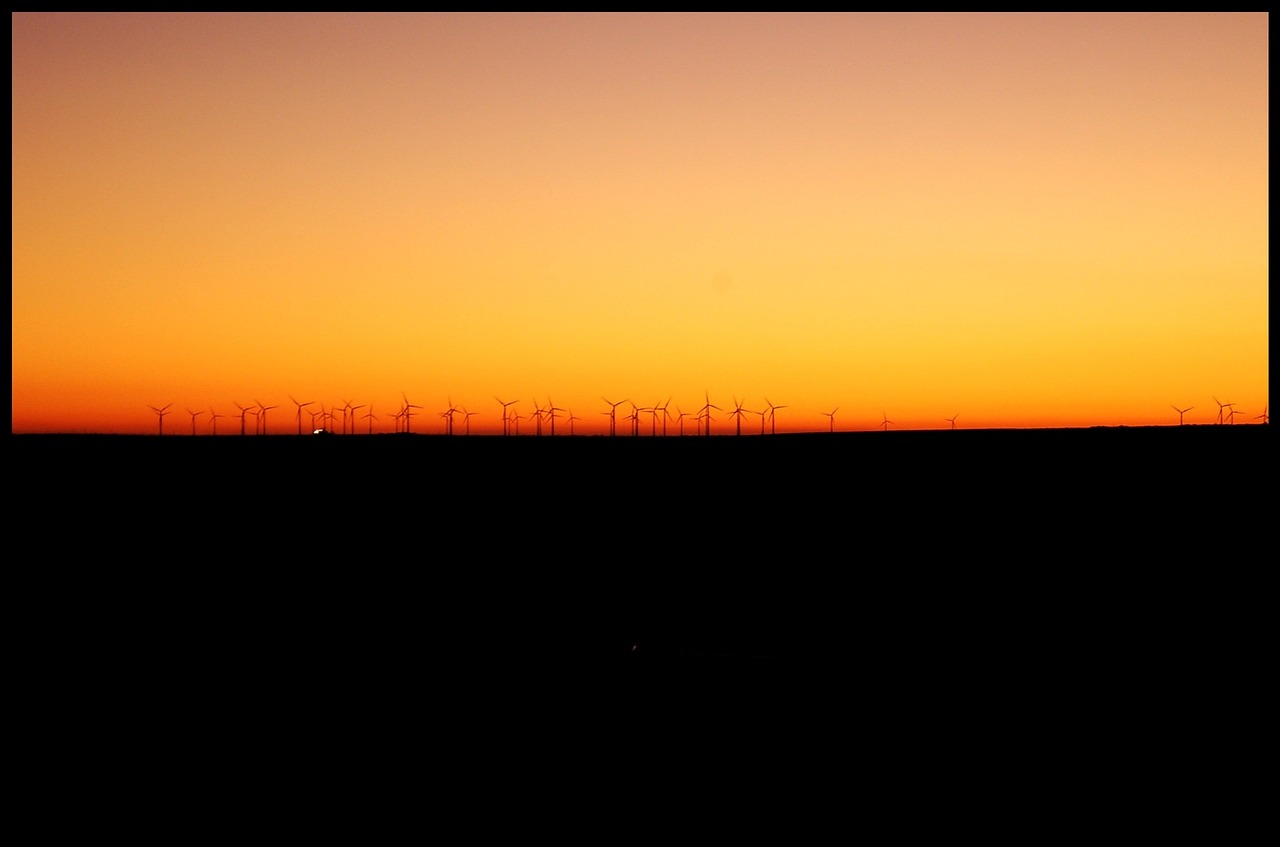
11 12 1268 434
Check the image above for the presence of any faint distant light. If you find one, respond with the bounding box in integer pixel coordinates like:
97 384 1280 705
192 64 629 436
313 428 331 435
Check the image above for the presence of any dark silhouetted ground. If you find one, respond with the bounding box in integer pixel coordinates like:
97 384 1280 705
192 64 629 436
10 425 1268 671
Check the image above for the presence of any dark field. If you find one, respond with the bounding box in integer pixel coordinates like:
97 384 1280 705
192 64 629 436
12 425 1267 667
12 423 1271 812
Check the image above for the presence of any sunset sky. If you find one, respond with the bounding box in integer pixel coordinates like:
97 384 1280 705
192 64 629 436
12 12 1269 435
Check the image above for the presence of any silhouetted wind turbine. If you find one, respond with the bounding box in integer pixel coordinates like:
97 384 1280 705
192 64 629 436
546 397 565 436
728 397 750 436
255 400 277 435
149 403 172 436
822 407 838 433
496 397 519 436
363 404 378 435
698 390 721 436
336 399 354 435
1171 405 1193 426
880 412 893 431
1255 405 1268 425
946 413 959 430
402 393 422 433
348 402 366 435
1213 396 1233 426
765 398 786 435
646 400 663 437
440 398 461 435
566 411 581 435
602 398 628 437
656 397 672 436
186 408 204 436
209 407 224 436
234 402 252 436
290 396 315 436
529 400 544 436
755 408 767 435
675 407 691 436
629 401 650 435
461 406 477 435
626 401 641 437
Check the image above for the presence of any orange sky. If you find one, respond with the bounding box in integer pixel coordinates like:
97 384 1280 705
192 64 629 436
12 12 1269 434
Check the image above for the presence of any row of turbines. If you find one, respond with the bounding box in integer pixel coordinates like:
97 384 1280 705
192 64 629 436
145 393 1267 436
145 392 913 437
1170 397 1267 427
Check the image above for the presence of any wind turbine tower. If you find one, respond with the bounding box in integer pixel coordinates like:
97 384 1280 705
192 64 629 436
149 403 172 436
290 396 315 436
765 398 786 435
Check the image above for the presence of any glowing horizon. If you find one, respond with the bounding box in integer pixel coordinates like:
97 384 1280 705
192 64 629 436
12 13 1269 436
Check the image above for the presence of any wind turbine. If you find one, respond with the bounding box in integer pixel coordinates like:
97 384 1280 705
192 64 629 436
402 393 422 433
255 400 277 435
656 397 672 436
765 398 786 435
290 396 315 436
698 390 721 436
946 414 959 430
234 402 252 436
602 397 628 436
363 404 378 435
626 401 642 437
149 403 172 436
675 407 691 436
1171 405 1193 426
440 398 461 435
880 412 893 431
186 408 205 436
566 411 581 436
646 400 663 437
208 407 224 436
822 407 838 433
629 401 650 435
1255 405 1268 425
348 402 366 435
529 400 544 436
461 406 477 435
1213 396 1233 426
496 397 519 436
336 399 354 435
546 397 565 436
728 397 750 436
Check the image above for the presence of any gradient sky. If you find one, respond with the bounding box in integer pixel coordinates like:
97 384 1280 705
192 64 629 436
12 12 1269 434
